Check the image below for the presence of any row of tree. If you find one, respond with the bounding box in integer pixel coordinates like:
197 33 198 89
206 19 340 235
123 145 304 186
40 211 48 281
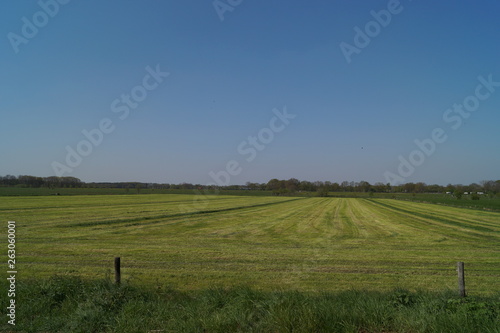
256 179 500 196
0 175 83 188
1 175 499 195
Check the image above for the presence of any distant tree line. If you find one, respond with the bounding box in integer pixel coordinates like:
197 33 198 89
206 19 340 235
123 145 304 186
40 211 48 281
253 179 500 196
1 175 499 196
0 175 83 188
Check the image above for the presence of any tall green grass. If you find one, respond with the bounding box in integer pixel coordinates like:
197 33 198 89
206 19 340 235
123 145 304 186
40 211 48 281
2 276 499 333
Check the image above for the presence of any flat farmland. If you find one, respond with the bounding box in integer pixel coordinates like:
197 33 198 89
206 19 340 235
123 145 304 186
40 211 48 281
2 194 499 295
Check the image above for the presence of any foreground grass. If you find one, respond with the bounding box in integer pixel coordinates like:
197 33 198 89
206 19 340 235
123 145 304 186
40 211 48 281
1 276 499 333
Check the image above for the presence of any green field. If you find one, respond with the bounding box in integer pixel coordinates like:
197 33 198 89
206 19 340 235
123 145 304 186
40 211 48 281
2 194 499 295
2 186 499 212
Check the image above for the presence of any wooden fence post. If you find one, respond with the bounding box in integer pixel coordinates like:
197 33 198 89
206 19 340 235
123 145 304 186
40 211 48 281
457 261 465 297
115 257 121 285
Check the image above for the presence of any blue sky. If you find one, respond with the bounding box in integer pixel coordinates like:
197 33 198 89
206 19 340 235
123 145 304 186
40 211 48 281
1 0 499 185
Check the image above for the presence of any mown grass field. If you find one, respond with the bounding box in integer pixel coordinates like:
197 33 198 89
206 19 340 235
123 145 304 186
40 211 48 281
2 186 499 211
2 194 499 295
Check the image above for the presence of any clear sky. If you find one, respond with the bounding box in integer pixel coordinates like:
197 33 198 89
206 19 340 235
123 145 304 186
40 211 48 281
1 0 499 185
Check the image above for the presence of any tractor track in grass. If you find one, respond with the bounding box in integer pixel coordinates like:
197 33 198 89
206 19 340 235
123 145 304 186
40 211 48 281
365 199 499 241
369 199 498 234
0 198 204 212
349 199 405 237
382 199 500 230
337 199 360 238
57 198 304 228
